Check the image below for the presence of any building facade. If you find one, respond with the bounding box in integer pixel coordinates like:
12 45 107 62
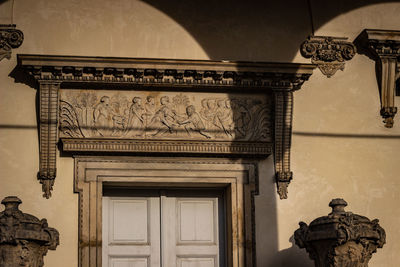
0 1 399 266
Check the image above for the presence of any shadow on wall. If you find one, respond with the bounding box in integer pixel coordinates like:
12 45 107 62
271 236 313 267
143 0 399 62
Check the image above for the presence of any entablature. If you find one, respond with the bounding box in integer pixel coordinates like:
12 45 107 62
16 54 316 200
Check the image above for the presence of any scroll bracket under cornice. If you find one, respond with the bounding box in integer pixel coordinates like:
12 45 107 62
354 29 400 128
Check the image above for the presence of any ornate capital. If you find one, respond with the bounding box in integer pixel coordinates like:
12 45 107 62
0 196 59 266
354 29 400 128
0 24 24 61
295 198 386 267
301 36 356 78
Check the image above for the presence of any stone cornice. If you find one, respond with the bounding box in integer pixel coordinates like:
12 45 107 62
359 29 400 57
18 54 315 90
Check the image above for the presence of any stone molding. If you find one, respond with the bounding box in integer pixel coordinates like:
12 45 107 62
74 157 258 267
62 139 272 155
0 196 59 267
301 35 356 78
0 24 24 61
16 54 316 199
354 29 400 128
295 199 386 267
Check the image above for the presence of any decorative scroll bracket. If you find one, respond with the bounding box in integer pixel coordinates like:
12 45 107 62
301 35 356 78
0 24 24 61
354 29 400 128
38 81 60 198
273 89 294 199
16 55 315 199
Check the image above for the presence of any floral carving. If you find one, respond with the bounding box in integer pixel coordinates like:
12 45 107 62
301 36 356 77
60 90 271 142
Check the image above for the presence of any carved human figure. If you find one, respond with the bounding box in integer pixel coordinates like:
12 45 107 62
93 96 115 136
148 96 178 137
232 99 251 138
143 96 156 131
178 105 211 139
200 99 218 137
213 99 234 138
125 97 145 137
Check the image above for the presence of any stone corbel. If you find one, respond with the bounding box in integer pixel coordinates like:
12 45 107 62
38 81 61 199
273 89 293 199
0 24 24 61
301 36 356 78
354 29 400 128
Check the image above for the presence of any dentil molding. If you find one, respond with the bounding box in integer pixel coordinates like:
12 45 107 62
354 29 400 128
16 54 316 199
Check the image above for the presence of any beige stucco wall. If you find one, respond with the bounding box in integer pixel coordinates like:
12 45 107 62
0 1 399 266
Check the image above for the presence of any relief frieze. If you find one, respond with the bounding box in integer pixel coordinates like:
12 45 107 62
60 90 272 142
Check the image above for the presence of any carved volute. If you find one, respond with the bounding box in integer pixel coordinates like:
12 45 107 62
0 196 59 267
294 199 386 267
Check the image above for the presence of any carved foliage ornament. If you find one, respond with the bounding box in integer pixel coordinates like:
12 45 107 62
0 196 59 267
301 36 356 78
0 24 23 61
354 29 400 128
295 199 386 267
16 55 316 199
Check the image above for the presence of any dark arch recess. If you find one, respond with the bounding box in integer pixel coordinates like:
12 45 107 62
143 0 400 62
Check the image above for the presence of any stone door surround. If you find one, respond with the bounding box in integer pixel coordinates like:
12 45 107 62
74 157 257 267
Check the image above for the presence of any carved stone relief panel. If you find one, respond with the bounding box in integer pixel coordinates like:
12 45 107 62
60 90 272 142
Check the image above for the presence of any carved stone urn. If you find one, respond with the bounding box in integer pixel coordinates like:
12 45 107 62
294 199 385 267
0 196 59 267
